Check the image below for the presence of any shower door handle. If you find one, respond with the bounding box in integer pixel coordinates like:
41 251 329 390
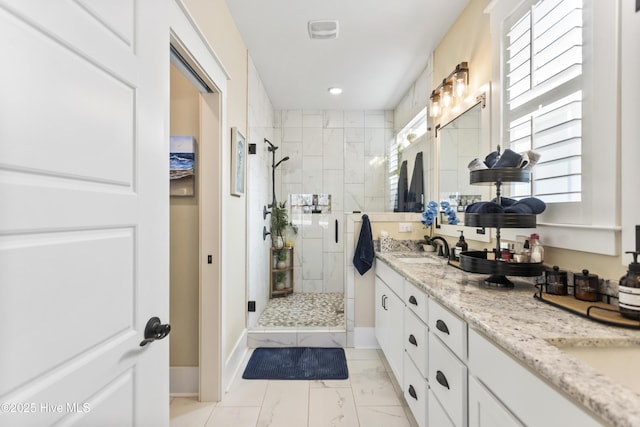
335 219 338 243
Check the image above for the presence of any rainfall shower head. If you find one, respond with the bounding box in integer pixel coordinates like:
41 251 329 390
273 156 290 168
264 138 278 152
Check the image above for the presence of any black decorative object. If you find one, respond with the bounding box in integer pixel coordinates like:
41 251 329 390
459 168 542 287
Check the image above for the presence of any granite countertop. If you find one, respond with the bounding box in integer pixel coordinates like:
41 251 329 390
376 250 640 427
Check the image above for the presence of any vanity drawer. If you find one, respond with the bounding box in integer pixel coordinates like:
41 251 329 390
428 298 467 361
375 260 403 298
404 280 428 322
404 352 428 427
404 308 428 377
429 333 468 427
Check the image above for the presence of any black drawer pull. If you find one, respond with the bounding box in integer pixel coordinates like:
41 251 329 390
408 385 418 400
409 295 418 306
436 370 450 389
436 319 450 335
408 334 417 346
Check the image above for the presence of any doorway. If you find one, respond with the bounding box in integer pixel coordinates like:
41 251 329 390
168 36 223 402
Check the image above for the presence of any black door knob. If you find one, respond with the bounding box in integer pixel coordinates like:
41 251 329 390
140 316 171 347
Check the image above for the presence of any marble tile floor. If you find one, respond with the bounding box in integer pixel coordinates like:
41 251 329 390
170 348 418 427
256 292 345 328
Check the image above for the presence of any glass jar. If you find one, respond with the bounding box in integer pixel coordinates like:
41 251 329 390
545 265 568 295
574 269 599 302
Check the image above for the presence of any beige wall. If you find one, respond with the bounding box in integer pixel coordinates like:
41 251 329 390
182 0 249 361
170 64 200 367
433 0 492 97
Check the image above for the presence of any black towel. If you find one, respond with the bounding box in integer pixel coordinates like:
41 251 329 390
395 161 408 212
407 152 424 212
353 214 374 275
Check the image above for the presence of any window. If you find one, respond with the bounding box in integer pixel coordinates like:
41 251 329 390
504 0 583 204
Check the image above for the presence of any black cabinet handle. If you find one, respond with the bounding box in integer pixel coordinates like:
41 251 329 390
140 316 171 347
408 334 417 346
382 294 388 310
335 219 338 243
409 295 418 306
436 370 450 389
408 385 418 400
436 319 450 335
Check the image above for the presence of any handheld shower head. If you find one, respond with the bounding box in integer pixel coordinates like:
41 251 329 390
273 156 290 168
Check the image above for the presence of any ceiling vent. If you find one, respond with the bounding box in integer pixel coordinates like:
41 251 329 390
308 20 339 40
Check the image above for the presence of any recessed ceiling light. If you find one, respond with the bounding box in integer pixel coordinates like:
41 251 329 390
328 87 343 95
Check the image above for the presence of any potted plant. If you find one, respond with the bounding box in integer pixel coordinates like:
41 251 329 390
271 201 288 248
276 250 288 269
275 272 287 290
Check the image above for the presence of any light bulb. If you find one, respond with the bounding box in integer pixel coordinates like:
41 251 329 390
429 93 441 118
441 83 453 108
454 71 467 98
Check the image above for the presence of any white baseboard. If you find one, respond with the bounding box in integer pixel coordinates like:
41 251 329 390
223 328 248 393
353 327 380 348
170 366 199 396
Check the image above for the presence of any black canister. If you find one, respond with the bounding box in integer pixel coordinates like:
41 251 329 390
619 251 640 320
574 269 599 302
545 265 568 295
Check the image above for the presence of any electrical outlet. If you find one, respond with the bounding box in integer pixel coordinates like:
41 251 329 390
398 223 413 233
248 301 256 312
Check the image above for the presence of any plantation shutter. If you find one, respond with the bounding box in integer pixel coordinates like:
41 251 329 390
505 0 583 203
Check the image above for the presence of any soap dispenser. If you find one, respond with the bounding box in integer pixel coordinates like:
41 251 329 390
619 251 640 320
454 230 468 261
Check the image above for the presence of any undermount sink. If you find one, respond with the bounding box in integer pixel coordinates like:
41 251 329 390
551 343 640 395
395 256 442 265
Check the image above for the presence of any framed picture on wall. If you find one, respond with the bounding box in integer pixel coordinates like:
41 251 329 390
170 135 196 197
231 127 246 196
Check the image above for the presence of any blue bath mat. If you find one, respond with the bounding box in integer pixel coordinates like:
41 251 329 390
242 347 348 380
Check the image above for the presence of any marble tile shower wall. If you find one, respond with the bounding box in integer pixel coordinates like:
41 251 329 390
273 110 394 295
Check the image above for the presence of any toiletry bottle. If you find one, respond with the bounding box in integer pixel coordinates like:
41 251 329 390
619 251 640 320
530 233 544 263
454 230 468 261
522 240 531 263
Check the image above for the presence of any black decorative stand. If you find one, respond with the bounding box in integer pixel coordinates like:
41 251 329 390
459 168 543 287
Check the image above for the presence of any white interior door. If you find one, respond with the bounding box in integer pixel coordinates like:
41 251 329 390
0 1 169 426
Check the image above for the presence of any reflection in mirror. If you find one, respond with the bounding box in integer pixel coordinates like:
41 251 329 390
439 102 490 218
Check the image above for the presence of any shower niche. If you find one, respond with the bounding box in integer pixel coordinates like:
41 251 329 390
290 194 332 214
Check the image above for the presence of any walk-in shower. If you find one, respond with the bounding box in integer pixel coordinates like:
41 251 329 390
254 138 345 344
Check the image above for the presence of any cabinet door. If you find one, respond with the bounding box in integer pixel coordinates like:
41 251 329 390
469 376 523 427
429 390 455 427
375 276 404 384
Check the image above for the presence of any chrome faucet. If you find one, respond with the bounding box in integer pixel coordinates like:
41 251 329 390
429 236 450 258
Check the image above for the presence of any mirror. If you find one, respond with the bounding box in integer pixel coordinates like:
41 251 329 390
437 94 491 225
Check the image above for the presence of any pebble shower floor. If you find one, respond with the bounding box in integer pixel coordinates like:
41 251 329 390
257 293 344 327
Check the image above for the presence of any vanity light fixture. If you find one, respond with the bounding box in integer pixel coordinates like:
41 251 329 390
429 61 469 118
429 91 441 118
328 87 343 95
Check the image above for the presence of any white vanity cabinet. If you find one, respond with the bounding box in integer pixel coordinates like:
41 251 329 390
374 261 404 384
428 298 468 427
403 280 430 427
468 329 602 427
468 375 523 427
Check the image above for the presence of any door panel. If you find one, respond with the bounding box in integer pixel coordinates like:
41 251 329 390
0 0 168 425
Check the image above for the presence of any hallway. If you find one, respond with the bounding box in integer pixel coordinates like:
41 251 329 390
170 348 416 427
